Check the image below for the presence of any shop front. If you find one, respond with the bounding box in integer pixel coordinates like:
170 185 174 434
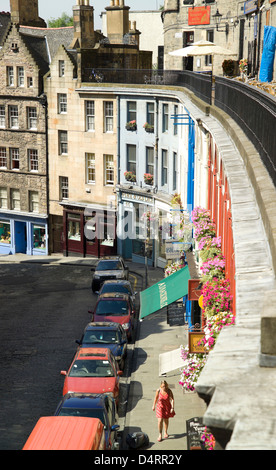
61 203 117 258
117 190 155 265
0 213 48 256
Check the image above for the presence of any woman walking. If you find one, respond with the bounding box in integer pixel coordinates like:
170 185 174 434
152 380 175 442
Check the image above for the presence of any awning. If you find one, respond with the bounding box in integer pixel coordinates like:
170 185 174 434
139 265 191 319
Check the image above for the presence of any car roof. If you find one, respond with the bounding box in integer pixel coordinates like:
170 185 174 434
96 256 122 264
101 280 130 285
75 347 110 360
98 293 129 300
85 322 122 331
61 393 109 409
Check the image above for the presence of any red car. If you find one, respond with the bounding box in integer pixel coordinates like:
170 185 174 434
92 293 135 340
60 348 122 404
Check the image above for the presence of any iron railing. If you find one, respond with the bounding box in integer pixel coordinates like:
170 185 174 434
83 68 212 105
83 68 275 185
215 76 276 186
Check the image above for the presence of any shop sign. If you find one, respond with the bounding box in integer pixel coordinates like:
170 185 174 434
188 6 210 26
188 279 202 301
244 0 258 14
121 192 153 204
188 332 206 354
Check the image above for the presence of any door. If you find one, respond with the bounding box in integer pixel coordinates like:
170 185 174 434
14 221 27 253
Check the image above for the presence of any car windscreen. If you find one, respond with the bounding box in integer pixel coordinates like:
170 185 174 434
97 260 122 271
83 329 120 344
95 300 128 316
69 359 115 377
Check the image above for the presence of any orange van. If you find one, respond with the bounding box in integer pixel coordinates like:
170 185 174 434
22 416 105 450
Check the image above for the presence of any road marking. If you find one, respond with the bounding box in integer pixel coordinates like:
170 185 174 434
129 273 137 289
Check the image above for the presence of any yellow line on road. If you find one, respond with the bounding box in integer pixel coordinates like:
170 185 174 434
129 273 137 289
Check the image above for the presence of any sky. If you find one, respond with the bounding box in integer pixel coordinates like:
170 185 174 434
1 0 163 29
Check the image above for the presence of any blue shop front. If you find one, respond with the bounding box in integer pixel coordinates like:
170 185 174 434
0 212 48 256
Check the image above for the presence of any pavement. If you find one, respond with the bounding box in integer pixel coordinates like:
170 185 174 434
0 252 206 451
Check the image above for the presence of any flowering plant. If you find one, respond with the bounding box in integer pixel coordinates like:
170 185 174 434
239 58 248 73
199 311 235 351
179 346 207 392
201 278 232 318
201 427 215 450
200 256 225 282
200 236 221 261
124 171 136 182
144 173 153 185
126 120 137 130
164 260 186 277
143 122 154 131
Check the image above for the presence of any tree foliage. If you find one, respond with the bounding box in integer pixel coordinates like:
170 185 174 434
48 13 73 28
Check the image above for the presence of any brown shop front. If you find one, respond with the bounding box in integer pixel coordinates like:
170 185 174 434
62 205 117 258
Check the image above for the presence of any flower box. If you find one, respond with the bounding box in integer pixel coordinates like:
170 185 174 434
143 122 154 133
126 120 137 131
143 173 153 185
124 171 136 182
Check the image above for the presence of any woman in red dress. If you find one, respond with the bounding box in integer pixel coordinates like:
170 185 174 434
152 380 175 441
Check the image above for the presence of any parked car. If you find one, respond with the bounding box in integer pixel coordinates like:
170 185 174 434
60 348 122 405
97 280 137 303
22 416 105 450
76 322 127 370
91 256 129 292
91 293 135 340
54 393 120 450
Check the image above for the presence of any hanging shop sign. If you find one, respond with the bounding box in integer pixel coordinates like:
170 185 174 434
188 279 202 301
244 0 258 15
188 332 206 354
188 6 211 26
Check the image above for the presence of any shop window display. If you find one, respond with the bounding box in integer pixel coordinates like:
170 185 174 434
33 225 46 249
0 221 11 244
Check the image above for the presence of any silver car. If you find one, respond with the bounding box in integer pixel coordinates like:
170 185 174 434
91 256 129 292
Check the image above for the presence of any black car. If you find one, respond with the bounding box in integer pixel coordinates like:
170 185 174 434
76 322 127 370
97 280 137 302
91 256 129 292
54 393 120 450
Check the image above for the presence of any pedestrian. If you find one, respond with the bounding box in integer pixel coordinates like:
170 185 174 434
152 380 175 442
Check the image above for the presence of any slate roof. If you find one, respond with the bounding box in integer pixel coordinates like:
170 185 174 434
0 12 11 46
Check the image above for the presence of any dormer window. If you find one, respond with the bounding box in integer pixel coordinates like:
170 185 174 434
11 43 19 52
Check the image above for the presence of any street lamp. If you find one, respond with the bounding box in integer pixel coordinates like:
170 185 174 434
213 8 229 34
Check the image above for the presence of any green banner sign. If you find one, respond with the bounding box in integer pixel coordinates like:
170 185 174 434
139 265 191 319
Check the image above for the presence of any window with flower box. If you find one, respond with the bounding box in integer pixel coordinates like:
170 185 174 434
146 146 154 176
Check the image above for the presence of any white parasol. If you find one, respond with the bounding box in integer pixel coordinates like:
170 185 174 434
169 40 236 76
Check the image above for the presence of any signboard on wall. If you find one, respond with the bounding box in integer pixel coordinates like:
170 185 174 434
188 6 210 26
244 0 258 14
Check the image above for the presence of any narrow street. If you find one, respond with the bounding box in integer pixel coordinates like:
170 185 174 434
0 260 142 450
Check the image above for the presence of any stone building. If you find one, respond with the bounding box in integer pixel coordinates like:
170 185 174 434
163 0 276 78
0 9 49 255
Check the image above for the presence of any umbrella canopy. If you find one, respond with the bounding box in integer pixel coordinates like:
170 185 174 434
169 40 236 57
